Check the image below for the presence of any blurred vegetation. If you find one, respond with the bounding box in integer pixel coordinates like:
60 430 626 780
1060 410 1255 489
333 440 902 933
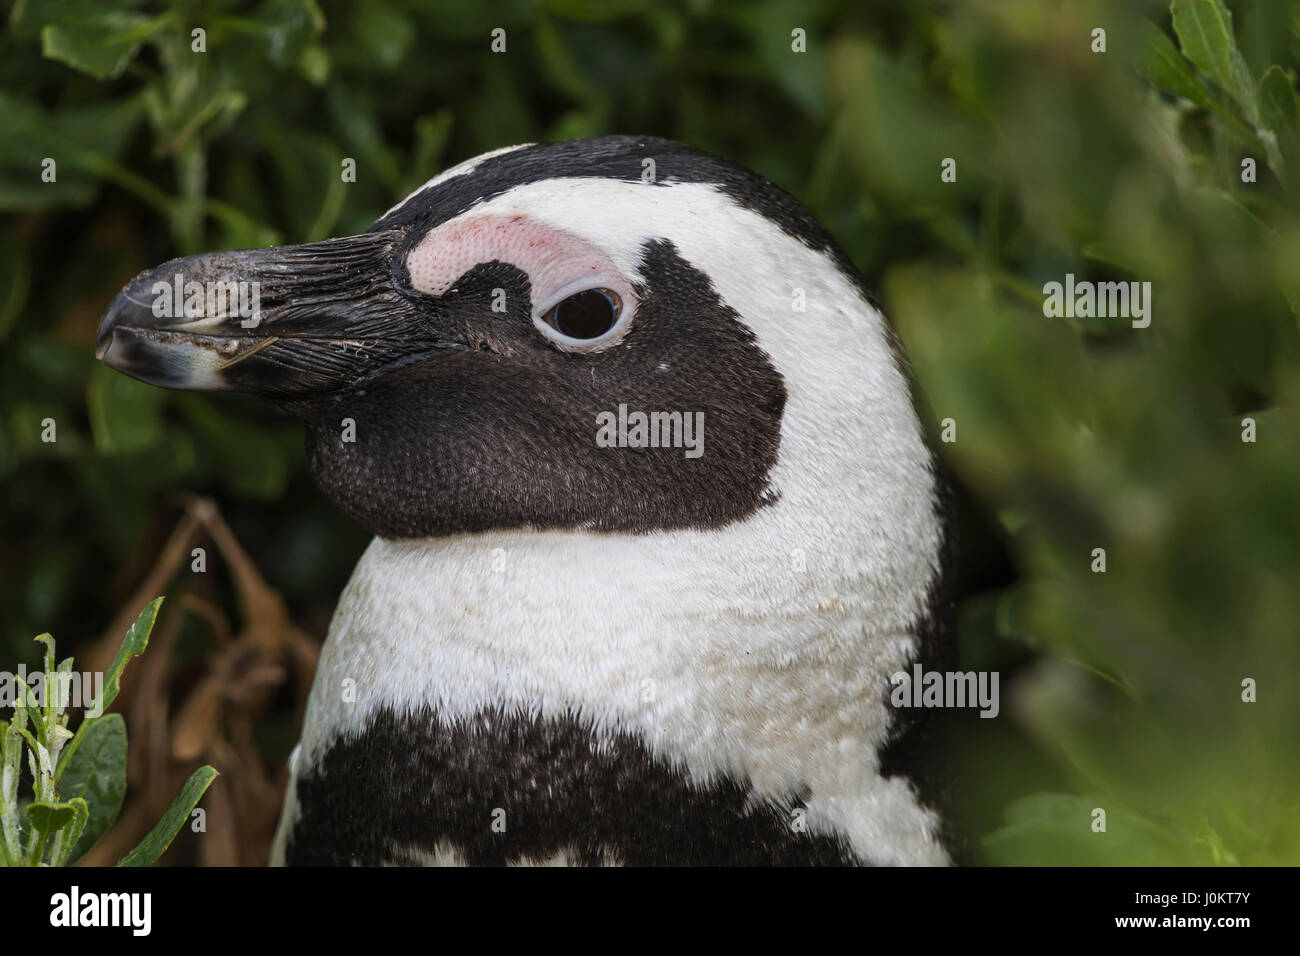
1 0 1297 865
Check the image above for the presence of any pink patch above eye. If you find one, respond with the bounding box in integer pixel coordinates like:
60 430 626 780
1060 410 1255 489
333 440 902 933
404 214 634 318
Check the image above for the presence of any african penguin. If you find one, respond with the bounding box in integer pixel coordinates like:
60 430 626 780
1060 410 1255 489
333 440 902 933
96 135 955 866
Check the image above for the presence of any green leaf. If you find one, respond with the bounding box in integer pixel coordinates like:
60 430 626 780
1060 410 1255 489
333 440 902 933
40 13 165 81
98 597 164 717
56 599 161 786
1136 19 1215 108
116 766 218 867
1 723 23 866
15 678 43 740
26 801 77 836
32 635 57 727
51 798 90 867
535 18 594 103
250 0 325 67
9 687 27 734
33 633 55 672
1171 0 1258 121
353 0 413 72
57 714 127 864
296 42 331 86
1258 65 1300 134
0 90 154 213
982 793 1197 865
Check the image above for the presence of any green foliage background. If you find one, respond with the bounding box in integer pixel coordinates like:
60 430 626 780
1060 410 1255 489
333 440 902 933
1 0 1297 864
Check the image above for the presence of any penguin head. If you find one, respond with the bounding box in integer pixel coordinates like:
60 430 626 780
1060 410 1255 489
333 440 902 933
97 136 933 549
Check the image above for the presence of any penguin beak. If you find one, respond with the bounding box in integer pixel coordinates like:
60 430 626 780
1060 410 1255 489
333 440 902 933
96 230 455 399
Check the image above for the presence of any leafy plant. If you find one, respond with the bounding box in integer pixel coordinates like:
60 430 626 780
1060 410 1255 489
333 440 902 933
0 597 216 866
964 0 1300 865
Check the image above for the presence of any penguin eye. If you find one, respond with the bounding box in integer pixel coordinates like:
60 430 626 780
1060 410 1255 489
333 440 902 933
540 288 621 341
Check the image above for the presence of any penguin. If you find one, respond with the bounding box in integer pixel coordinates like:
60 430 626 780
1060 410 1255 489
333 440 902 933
96 135 955 866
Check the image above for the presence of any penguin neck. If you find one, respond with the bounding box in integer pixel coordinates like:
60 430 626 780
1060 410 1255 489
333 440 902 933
295 465 948 864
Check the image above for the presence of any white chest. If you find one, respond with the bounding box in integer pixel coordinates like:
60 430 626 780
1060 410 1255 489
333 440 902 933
277 492 948 865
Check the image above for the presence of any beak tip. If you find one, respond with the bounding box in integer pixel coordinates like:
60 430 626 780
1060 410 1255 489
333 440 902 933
95 304 123 363
94 288 227 390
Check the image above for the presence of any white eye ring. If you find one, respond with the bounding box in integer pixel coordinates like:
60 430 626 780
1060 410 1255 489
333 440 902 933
532 277 634 352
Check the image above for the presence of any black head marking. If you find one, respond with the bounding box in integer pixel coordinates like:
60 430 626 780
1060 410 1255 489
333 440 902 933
292 239 786 538
375 135 845 266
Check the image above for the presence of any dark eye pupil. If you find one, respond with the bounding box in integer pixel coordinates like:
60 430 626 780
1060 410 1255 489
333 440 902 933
552 289 619 339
